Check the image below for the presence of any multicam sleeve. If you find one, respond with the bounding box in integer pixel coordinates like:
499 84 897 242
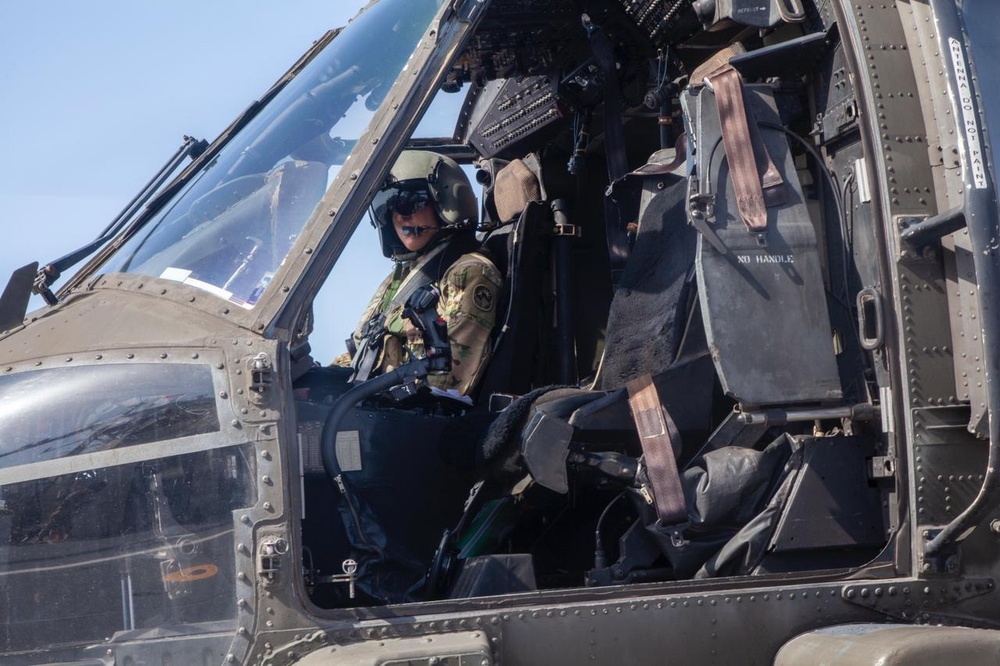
427 252 504 396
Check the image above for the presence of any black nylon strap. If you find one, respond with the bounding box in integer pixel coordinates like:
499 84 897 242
587 20 627 182
586 16 631 272
350 317 386 384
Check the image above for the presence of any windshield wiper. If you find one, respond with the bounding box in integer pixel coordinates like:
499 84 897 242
31 135 208 305
0 262 40 333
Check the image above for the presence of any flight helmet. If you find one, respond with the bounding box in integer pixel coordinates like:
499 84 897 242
371 150 478 258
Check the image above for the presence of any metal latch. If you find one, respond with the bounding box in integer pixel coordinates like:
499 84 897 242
554 222 582 237
869 455 894 479
819 95 858 144
638 484 655 505
685 176 728 255
250 352 273 394
258 537 289 584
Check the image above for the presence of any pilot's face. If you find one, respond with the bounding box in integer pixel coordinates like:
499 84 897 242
392 204 440 253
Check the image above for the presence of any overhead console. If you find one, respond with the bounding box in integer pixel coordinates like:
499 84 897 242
462 76 563 159
449 0 704 159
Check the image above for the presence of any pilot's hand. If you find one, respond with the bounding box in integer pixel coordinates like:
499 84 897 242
404 317 421 345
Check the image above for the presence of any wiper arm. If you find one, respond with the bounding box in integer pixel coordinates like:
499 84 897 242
33 135 208 305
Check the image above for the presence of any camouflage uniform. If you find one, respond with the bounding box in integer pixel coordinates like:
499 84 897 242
345 249 502 397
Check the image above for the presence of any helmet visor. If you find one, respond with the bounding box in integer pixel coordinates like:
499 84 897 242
371 181 434 227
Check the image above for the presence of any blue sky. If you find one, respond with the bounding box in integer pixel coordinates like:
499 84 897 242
0 1 375 360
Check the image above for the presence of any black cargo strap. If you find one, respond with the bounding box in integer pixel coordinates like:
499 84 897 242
351 234 480 383
707 64 786 238
627 374 687 525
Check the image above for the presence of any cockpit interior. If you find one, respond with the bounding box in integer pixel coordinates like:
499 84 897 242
291 0 892 609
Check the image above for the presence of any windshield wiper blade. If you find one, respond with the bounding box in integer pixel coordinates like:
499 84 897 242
0 262 40 333
33 135 207 305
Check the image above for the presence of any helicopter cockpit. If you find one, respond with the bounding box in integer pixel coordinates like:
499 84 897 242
283 0 892 611
77 0 893 607
0 0 903 660
0 0 448 657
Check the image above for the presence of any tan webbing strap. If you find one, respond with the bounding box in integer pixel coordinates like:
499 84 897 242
708 64 785 235
748 108 788 209
627 374 686 525
689 43 746 84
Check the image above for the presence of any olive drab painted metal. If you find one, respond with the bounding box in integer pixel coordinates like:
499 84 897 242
2 0 1000 664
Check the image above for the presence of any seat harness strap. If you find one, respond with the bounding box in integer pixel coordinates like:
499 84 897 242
352 234 479 383
627 373 687 524
707 64 786 238
584 14 631 272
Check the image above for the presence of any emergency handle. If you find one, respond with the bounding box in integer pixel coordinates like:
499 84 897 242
857 287 884 351
776 0 806 23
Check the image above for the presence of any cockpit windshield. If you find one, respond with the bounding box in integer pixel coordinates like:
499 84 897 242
97 0 443 308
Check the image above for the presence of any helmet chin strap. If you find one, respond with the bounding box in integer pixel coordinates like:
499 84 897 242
392 249 421 263
392 228 451 263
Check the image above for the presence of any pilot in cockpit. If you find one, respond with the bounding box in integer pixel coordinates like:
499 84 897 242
333 150 502 400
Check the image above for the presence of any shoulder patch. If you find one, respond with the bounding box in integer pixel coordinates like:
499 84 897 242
473 284 495 312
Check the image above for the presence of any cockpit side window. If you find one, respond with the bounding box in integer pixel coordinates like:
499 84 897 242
0 444 255 655
0 363 256 657
309 83 478 363
0 363 219 474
